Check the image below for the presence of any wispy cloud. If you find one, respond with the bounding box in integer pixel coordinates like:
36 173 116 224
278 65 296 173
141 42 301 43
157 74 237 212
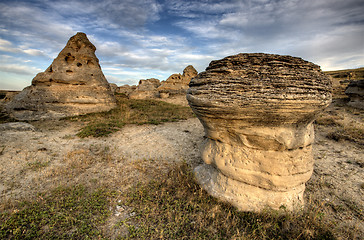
169 0 364 70
0 38 48 57
0 64 40 76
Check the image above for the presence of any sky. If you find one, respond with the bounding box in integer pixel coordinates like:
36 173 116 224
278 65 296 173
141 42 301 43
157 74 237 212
0 0 363 90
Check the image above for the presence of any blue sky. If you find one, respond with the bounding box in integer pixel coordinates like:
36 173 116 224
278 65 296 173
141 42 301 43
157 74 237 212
0 0 363 90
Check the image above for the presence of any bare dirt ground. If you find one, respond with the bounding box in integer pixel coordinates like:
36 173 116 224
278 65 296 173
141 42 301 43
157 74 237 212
308 99 364 238
0 118 204 200
0 98 363 239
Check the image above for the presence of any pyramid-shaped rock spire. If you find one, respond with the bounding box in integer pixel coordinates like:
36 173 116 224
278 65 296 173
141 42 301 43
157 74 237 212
6 32 117 120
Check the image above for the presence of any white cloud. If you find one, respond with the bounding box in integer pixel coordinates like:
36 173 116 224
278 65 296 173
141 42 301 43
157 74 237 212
166 0 239 16
175 53 214 61
0 55 42 91
0 38 12 47
0 38 48 57
49 0 162 29
0 64 40 76
22 49 46 56
170 0 364 70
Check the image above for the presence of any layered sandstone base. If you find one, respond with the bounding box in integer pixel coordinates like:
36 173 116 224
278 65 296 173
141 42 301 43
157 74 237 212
195 164 305 211
194 125 315 211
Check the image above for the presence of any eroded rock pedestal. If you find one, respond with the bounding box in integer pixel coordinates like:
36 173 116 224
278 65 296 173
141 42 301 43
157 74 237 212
187 53 332 211
6 32 116 120
345 80 364 109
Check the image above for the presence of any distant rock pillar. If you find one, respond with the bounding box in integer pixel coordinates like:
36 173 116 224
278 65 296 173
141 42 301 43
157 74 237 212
345 80 364 109
187 53 332 211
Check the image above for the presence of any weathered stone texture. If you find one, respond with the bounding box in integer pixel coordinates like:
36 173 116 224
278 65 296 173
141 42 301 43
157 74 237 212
109 83 118 93
345 80 364 109
158 65 198 97
116 85 136 95
187 53 332 211
129 78 161 99
6 32 116 120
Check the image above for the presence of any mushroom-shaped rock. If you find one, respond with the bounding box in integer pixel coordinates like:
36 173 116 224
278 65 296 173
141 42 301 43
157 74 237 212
187 53 332 211
6 32 117 120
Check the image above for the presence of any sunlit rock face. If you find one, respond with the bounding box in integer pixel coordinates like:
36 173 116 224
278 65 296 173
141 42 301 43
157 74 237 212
187 53 332 211
157 65 198 98
6 32 116 120
116 85 137 96
129 78 161 99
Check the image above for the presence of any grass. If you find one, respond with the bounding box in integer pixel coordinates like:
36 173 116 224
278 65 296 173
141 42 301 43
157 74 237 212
0 185 113 239
315 111 364 145
326 128 364 144
0 163 338 239
27 160 50 171
77 122 125 138
119 163 335 239
65 94 195 137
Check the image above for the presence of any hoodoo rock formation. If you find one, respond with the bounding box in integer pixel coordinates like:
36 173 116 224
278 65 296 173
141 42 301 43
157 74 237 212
6 32 116 120
129 78 161 99
187 53 332 211
345 80 364 109
158 65 198 98
116 84 137 96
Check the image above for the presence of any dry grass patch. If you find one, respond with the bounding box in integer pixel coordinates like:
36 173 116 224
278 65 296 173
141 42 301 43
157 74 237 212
65 94 195 138
306 173 363 239
118 163 336 240
1 162 340 239
315 102 364 145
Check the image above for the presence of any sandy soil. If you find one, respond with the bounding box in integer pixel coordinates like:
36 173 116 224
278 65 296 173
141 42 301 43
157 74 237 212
0 118 204 201
0 100 363 238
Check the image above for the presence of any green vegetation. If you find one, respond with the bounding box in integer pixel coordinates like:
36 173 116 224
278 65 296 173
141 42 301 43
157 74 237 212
27 160 50 171
0 163 337 239
66 94 195 137
0 185 112 239
77 122 125 138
